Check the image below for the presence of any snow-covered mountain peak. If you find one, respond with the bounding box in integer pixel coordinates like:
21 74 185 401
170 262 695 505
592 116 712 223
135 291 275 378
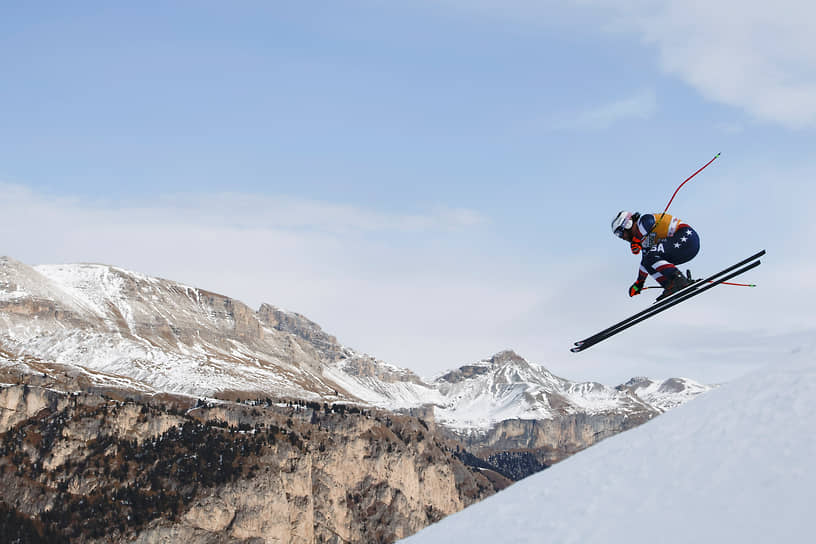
617 375 712 412
437 350 557 386
0 257 86 310
429 351 657 432
35 262 182 326
1 257 711 436
487 349 529 368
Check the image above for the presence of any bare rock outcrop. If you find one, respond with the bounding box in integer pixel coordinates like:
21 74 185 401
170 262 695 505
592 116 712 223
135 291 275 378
0 384 501 543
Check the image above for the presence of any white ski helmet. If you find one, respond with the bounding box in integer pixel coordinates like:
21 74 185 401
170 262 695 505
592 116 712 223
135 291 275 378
611 211 634 238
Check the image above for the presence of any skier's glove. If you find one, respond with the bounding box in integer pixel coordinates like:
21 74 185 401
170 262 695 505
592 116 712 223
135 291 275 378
629 280 644 297
630 236 642 255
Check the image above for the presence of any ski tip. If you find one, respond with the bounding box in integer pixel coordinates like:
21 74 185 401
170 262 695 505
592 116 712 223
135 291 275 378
570 347 582 353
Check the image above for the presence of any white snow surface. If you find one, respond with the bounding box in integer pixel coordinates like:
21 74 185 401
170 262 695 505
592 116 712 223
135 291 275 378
400 349 816 544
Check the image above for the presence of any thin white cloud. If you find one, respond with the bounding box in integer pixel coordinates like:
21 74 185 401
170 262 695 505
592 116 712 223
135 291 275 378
555 89 657 131
577 0 816 128
0 183 529 377
436 0 816 128
62 190 488 234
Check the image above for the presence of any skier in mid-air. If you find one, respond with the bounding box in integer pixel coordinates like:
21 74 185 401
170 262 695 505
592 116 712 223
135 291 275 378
571 155 763 353
611 211 699 301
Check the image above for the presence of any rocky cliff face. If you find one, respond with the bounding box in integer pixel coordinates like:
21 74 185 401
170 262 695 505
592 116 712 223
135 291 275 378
0 384 501 544
452 410 654 469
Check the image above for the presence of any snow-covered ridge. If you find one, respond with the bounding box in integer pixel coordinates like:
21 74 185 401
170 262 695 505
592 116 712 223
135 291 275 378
0 257 711 434
617 376 713 412
400 350 816 544
430 351 656 431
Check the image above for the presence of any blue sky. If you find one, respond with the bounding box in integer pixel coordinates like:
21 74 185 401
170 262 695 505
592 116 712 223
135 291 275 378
2 1 814 384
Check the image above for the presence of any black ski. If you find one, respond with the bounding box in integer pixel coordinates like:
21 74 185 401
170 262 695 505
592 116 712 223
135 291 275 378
571 250 765 353
573 250 765 348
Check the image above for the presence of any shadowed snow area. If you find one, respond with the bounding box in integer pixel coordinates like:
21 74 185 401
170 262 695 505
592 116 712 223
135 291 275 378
401 347 815 543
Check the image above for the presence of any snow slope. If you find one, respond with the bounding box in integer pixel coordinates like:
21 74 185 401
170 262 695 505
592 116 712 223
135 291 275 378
400 348 816 543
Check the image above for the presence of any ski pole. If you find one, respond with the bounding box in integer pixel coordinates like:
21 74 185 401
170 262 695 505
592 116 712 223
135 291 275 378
648 153 721 237
661 153 720 215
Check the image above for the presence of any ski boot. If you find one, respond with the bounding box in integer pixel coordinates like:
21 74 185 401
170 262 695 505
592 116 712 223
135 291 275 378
655 270 693 302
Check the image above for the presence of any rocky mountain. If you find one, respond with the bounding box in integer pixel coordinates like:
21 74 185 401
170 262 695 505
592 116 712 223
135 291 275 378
433 350 654 430
616 376 714 412
0 256 713 543
0 383 501 543
0 258 709 423
0 256 375 401
430 351 662 467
